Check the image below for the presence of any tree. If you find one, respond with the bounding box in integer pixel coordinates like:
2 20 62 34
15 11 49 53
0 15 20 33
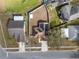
71 0 79 5
22 0 26 3
48 25 63 49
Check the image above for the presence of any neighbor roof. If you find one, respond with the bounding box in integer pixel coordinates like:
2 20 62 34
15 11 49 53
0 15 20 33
60 5 79 20
60 5 71 20
8 20 24 28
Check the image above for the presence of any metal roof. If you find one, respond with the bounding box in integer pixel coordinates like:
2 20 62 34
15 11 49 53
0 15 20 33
8 20 24 28
60 5 79 20
60 5 71 20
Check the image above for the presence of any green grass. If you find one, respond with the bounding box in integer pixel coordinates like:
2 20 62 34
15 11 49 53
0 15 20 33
68 19 79 25
5 0 40 13
47 6 61 27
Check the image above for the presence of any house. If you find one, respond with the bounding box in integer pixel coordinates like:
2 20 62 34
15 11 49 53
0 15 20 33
28 4 49 36
61 25 79 41
60 5 79 21
7 14 25 42
43 0 70 7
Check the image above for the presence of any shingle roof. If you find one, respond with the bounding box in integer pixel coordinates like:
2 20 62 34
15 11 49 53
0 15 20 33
8 20 24 28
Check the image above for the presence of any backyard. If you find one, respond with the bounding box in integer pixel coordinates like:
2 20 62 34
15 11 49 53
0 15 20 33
0 0 41 13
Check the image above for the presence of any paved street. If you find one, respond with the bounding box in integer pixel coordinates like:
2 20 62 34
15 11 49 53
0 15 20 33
0 51 79 59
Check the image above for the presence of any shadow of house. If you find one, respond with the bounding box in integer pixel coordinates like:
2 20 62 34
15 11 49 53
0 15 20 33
7 14 25 42
28 4 49 36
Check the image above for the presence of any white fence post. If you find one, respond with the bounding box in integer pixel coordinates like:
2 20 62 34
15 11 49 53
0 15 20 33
41 41 48 52
19 42 25 52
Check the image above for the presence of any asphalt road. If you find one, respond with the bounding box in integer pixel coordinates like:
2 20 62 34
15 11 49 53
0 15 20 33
1 51 79 59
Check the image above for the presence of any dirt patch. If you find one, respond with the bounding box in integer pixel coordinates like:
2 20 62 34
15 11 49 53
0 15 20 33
0 0 5 12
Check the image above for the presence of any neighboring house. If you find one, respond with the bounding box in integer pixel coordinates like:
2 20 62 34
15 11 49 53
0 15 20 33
28 4 49 36
60 5 79 21
43 0 70 7
61 25 79 41
7 14 25 42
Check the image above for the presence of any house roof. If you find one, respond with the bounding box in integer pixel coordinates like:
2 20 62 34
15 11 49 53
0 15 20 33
8 20 24 28
28 4 48 21
60 5 71 20
60 5 79 20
